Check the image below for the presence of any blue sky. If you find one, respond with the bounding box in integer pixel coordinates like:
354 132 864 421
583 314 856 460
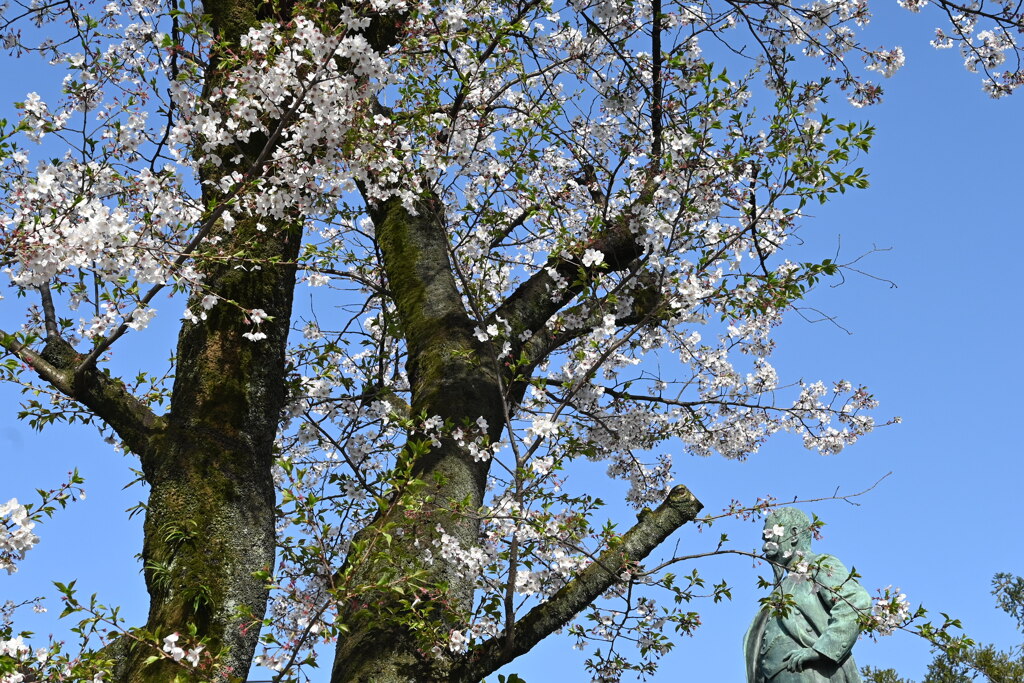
2 2 1023 682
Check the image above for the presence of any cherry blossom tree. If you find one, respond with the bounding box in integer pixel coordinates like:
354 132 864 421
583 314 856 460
0 0 1019 680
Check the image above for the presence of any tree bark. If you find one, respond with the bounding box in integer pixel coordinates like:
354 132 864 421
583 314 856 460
119 0 302 677
330 196 507 682
123 214 301 681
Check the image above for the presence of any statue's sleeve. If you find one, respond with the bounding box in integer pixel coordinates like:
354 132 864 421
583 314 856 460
810 555 871 664
743 607 769 683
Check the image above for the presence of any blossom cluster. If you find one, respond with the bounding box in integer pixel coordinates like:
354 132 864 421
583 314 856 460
0 499 38 575
870 585 913 635
161 632 203 667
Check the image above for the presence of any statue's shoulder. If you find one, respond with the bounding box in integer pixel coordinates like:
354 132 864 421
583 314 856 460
811 553 871 607
809 553 855 583
811 552 846 570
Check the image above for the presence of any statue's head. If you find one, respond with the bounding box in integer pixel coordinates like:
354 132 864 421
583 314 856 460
762 507 812 566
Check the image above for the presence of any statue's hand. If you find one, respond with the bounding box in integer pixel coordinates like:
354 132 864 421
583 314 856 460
780 647 822 672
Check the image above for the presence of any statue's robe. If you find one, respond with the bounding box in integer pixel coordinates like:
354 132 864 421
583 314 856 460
744 553 871 683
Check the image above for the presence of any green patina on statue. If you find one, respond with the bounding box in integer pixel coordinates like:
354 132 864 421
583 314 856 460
744 508 872 682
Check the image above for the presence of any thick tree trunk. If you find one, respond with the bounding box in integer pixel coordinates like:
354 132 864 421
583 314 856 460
330 196 507 682
119 0 301 675
329 364 505 682
123 217 300 680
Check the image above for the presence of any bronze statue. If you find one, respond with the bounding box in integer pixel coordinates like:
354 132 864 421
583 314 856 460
744 508 871 682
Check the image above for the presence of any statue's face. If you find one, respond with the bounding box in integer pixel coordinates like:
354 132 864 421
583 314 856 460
762 521 798 566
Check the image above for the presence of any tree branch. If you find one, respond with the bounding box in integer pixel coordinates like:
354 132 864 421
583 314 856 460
513 264 673 372
492 176 659 355
487 203 540 250
651 0 664 160
0 330 164 455
36 285 59 339
454 484 703 682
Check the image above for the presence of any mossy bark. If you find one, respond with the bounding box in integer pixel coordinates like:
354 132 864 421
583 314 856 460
119 0 301 678
124 215 300 681
330 197 507 682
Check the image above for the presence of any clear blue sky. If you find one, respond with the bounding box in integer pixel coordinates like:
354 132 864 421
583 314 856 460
2 3 1022 682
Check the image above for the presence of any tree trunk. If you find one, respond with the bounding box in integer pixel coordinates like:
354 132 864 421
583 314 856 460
123 214 301 680
329 357 505 682
330 196 507 682
120 0 301 675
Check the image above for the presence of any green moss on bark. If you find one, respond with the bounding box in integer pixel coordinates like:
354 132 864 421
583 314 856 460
332 195 509 682
125 205 300 680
